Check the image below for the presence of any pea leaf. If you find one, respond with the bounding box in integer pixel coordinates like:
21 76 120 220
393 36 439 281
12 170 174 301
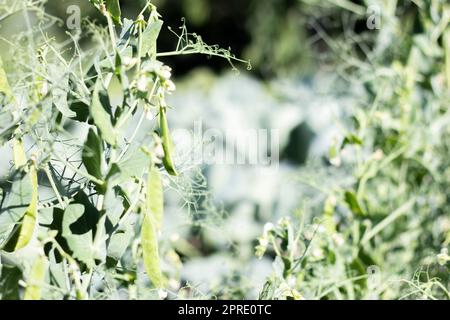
107 146 150 185
146 165 164 231
2 165 39 252
0 264 22 300
62 203 97 267
141 20 163 58
342 133 363 148
49 65 76 118
344 191 365 217
91 80 117 146
108 74 124 109
107 215 133 265
159 107 178 176
23 255 47 300
82 128 105 182
141 213 164 288
106 0 122 26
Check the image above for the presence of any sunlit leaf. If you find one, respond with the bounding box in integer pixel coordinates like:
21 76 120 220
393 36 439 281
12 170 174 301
141 20 163 58
91 80 117 146
108 74 124 109
62 203 97 268
49 65 76 118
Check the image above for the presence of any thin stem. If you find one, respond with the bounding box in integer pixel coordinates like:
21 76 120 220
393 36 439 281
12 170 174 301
53 153 104 186
360 199 415 245
44 165 65 208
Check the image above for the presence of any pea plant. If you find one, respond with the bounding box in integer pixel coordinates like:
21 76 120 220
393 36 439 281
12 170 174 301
0 0 246 300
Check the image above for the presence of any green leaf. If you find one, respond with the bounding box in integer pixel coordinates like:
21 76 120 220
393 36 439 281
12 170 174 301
118 19 135 48
23 255 47 300
146 165 164 231
0 264 22 300
106 0 122 26
108 75 124 110
0 110 16 145
342 133 363 148
141 20 163 58
103 185 125 226
2 165 39 252
49 65 76 118
82 128 105 182
159 107 178 176
107 215 133 264
62 203 97 267
0 56 13 99
141 213 164 288
91 80 117 146
107 147 150 185
344 191 365 217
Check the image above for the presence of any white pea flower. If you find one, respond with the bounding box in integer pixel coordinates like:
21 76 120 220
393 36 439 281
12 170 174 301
40 81 49 96
160 66 172 80
263 222 275 234
158 289 168 299
137 75 149 92
165 79 176 92
332 233 345 246
437 248 449 266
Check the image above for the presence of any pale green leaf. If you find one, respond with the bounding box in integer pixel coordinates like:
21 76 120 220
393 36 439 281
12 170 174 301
48 65 76 118
107 74 124 109
141 20 163 58
91 81 117 146
62 203 96 267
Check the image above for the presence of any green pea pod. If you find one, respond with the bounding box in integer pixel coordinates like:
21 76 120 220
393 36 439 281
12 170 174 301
0 56 13 99
146 165 164 231
141 212 164 288
24 254 47 300
159 106 178 176
3 163 38 251
13 137 27 169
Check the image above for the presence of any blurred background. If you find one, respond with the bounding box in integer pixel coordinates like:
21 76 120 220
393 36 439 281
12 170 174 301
1 0 449 299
